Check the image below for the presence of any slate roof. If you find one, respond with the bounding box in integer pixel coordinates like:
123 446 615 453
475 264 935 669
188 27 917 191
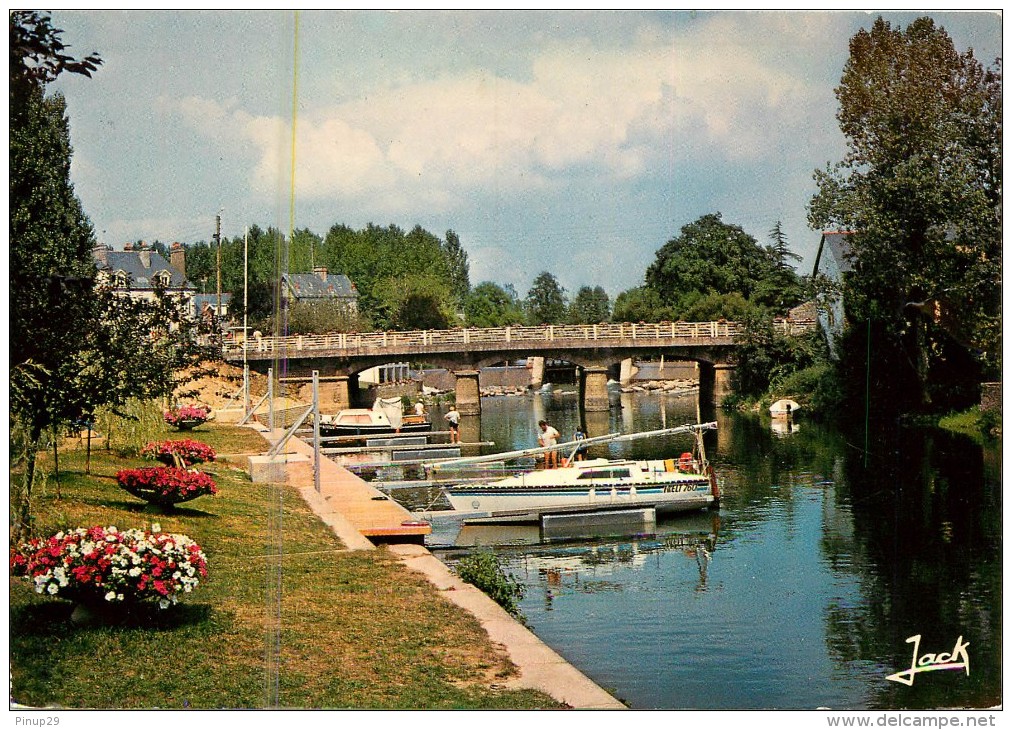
193 293 232 310
812 231 854 276
96 250 190 289
282 272 356 300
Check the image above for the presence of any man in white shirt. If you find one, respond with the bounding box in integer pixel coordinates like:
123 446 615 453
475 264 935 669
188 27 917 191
538 420 561 468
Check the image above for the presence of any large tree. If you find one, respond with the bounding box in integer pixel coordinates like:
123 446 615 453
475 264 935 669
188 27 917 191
464 282 526 327
644 213 792 318
567 285 611 324
10 12 103 538
808 16 1001 414
524 272 567 325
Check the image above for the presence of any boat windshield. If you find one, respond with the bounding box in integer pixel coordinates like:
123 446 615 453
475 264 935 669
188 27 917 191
576 468 632 480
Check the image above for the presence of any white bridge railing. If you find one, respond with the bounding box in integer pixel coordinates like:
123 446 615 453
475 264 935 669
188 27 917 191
223 319 816 358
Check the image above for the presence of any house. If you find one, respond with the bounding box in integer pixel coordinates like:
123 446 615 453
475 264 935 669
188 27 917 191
281 267 357 312
93 241 194 305
812 231 854 356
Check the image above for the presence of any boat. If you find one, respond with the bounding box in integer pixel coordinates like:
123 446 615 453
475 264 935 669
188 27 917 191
769 398 800 417
318 408 432 437
433 423 719 516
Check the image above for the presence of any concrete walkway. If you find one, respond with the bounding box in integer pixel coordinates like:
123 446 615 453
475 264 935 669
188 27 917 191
254 426 625 709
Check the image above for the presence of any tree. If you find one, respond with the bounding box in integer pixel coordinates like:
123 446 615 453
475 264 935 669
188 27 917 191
524 272 567 325
443 229 471 306
567 285 611 324
10 12 103 539
645 213 777 314
752 221 806 312
612 286 672 323
464 282 526 327
808 16 1001 414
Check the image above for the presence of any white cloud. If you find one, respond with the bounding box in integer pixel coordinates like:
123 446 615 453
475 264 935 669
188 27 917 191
167 24 822 216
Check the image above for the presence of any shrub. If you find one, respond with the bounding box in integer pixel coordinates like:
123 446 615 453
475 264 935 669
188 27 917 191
116 466 218 506
141 439 217 466
455 549 526 618
10 525 208 609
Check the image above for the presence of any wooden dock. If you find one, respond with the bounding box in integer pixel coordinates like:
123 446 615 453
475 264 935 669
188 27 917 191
270 431 432 543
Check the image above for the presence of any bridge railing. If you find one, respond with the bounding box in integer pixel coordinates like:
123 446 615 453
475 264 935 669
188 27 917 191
223 318 816 358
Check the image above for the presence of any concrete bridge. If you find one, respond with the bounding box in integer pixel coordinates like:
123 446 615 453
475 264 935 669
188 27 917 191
223 319 815 414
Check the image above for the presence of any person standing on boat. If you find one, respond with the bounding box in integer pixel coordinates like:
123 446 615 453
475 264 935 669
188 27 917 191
538 420 561 468
573 426 588 462
444 405 460 444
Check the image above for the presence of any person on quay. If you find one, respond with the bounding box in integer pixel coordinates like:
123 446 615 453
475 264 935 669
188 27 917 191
444 405 460 444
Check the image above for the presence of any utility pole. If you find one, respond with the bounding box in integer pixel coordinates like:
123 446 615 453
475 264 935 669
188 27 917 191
214 211 222 321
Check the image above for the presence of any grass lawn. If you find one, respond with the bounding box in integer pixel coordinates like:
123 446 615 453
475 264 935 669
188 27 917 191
10 421 562 709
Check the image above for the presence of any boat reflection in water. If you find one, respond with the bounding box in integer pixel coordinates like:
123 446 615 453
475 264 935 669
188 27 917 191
438 511 721 600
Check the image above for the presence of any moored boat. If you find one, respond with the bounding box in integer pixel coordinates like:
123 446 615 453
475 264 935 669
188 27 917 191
318 408 432 437
435 423 719 516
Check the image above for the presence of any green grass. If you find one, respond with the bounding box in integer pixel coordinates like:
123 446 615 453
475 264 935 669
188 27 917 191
937 407 1001 444
10 422 563 709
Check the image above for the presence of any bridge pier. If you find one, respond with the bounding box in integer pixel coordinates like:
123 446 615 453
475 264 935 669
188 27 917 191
453 369 481 416
699 362 735 406
619 358 637 386
580 366 610 412
529 357 545 390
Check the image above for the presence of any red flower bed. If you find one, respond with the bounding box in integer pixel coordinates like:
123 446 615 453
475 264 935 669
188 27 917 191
164 405 210 429
116 466 218 506
141 439 217 467
10 525 208 608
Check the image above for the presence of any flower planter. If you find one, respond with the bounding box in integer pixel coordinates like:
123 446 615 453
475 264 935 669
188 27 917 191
164 406 211 430
10 526 209 611
173 419 203 431
117 466 218 507
142 439 216 467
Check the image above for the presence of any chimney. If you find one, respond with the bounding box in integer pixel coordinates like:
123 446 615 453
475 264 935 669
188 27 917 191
313 266 328 281
170 241 186 279
92 243 109 266
139 247 151 269
124 242 134 251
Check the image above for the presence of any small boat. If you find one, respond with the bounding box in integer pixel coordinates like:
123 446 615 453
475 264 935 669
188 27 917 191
435 423 719 516
769 399 800 417
318 408 432 437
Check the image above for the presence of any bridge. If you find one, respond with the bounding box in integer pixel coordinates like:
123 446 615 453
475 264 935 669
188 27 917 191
222 319 816 413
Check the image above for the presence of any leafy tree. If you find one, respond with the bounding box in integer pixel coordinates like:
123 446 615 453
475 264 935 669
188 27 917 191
443 229 471 305
373 273 456 330
612 286 673 323
524 271 567 325
10 12 103 539
681 292 756 322
567 285 611 324
808 16 1001 415
645 213 778 313
464 282 526 327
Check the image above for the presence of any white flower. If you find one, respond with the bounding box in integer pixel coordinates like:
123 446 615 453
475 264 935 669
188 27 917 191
105 591 117 602
47 584 59 595
158 598 170 609
129 567 142 577
151 523 161 533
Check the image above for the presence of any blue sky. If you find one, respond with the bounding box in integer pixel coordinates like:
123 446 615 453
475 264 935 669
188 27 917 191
49 10 1002 299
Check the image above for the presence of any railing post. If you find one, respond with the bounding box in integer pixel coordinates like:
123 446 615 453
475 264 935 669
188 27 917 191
548 325 554 341
268 367 275 431
505 326 511 343
297 334 303 350
593 324 598 339
632 323 637 339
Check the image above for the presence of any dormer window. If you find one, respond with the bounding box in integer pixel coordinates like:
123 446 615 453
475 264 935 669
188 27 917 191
153 270 171 288
114 270 129 288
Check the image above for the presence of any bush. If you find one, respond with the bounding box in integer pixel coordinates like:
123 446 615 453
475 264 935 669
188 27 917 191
10 525 208 609
116 466 218 506
770 362 843 415
455 549 526 618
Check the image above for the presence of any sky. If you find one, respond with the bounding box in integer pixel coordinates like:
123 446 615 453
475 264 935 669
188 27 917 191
47 9 1002 299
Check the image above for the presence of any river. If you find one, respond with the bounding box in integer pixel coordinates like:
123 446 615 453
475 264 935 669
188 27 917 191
373 388 1002 710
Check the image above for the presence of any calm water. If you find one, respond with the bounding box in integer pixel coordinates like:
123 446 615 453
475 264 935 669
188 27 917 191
385 389 1002 710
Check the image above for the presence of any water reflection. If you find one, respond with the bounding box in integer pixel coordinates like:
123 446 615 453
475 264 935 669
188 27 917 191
381 392 1001 709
